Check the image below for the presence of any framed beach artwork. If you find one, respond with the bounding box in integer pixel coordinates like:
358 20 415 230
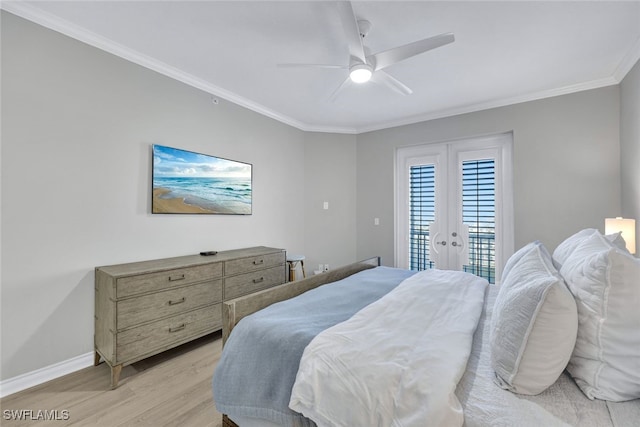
152 144 252 215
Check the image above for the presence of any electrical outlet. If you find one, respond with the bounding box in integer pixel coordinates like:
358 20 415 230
319 264 324 272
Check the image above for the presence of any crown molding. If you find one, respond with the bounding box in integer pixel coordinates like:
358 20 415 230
0 1 312 132
355 76 620 134
298 123 359 135
613 35 640 82
1 1 635 136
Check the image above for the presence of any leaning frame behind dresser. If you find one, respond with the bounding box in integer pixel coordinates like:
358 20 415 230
220 256 380 427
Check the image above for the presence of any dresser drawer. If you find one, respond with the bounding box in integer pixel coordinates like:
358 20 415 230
117 280 222 330
224 265 286 300
116 304 222 362
116 263 222 298
95 247 285 388
225 251 285 276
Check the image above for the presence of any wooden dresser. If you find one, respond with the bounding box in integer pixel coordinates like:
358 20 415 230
94 246 285 388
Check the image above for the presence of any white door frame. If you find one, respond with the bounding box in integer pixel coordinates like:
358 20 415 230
394 132 514 283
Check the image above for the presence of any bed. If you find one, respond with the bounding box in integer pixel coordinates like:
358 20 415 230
213 231 640 427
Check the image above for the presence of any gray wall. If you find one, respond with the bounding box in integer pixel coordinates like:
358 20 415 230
303 132 357 273
0 12 354 380
356 87 621 265
621 59 640 250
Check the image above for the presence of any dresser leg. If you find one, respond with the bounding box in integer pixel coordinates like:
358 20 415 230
110 364 123 389
223 415 240 427
94 351 101 366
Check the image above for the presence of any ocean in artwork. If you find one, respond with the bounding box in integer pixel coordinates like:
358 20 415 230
153 176 252 214
152 145 252 214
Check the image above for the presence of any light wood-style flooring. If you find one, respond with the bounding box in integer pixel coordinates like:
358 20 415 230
0 333 224 427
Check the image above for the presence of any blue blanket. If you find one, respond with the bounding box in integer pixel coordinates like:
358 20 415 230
212 266 416 426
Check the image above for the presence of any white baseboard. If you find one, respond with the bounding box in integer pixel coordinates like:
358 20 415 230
0 352 94 398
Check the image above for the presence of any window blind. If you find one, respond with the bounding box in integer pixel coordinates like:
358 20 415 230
462 159 496 283
409 165 436 271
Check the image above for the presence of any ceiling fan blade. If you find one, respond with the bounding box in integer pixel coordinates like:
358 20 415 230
277 63 346 69
329 76 352 102
337 1 366 63
373 71 413 96
370 33 455 71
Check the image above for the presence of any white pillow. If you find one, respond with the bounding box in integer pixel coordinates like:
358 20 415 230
560 232 640 401
491 241 578 395
552 228 598 269
500 241 539 284
606 231 630 253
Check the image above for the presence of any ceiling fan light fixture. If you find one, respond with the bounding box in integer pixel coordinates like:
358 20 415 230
349 63 373 83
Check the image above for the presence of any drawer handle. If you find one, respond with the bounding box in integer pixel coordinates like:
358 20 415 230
169 324 186 333
253 277 265 284
168 297 186 306
253 259 264 265
169 274 185 282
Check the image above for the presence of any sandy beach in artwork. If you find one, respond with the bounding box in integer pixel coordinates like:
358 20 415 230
152 145 252 214
152 188 217 214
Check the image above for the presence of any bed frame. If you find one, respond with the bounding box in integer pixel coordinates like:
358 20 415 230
221 256 380 344
220 256 381 427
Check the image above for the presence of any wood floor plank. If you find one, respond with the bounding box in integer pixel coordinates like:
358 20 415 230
123 378 216 426
1 333 223 427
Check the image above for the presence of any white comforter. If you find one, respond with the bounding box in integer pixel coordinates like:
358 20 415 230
289 269 488 427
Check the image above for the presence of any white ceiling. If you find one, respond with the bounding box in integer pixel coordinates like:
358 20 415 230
4 1 640 134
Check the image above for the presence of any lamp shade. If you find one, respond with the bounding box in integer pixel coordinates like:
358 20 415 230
605 217 636 254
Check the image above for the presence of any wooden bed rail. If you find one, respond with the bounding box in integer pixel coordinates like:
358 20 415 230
222 256 380 345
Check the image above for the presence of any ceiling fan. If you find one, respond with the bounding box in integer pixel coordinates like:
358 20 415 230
278 1 455 101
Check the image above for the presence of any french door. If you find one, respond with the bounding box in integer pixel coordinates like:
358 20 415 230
395 133 514 284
